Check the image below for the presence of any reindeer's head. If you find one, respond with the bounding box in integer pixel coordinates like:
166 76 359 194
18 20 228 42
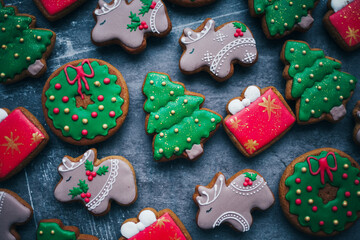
54 149 95 202
179 19 215 72
194 171 274 232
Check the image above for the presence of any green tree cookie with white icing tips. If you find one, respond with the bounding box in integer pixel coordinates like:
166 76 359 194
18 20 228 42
143 72 222 161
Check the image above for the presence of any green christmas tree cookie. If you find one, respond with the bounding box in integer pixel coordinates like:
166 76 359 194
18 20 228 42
143 72 222 161
248 0 318 38
0 2 55 84
281 40 357 124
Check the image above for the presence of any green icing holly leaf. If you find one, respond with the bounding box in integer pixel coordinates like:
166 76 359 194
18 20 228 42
68 187 82 199
85 160 94 171
233 22 247 32
127 11 141 32
244 172 257 181
139 0 152 16
78 180 89 193
97 166 109 176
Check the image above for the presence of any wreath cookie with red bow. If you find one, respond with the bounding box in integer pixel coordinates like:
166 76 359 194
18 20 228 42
42 59 129 145
279 148 360 236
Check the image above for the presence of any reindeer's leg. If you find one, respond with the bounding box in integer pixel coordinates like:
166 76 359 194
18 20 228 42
111 172 137 205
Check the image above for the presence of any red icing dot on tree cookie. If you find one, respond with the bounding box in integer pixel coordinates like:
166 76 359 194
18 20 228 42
295 178 301 184
347 211 352 217
62 96 69 103
98 95 104 101
82 129 88 136
295 199 301 205
306 186 312 192
332 206 338 212
345 191 351 197
343 173 348 179
91 112 98 118
53 108 60 114
319 221 324 226
104 78 110 84
355 179 359 185
55 83 61 90
312 206 318 212
72 115 78 121
109 111 115 117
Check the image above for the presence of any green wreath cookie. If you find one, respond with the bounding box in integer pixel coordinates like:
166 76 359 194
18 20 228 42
42 59 129 145
280 148 360 236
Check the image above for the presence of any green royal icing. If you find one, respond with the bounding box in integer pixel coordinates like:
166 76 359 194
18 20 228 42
45 60 124 140
0 5 53 81
143 72 221 160
284 41 357 121
285 151 360 234
253 0 316 36
37 222 76 240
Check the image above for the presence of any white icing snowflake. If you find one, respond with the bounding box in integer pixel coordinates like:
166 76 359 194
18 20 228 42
243 50 256 63
213 31 228 44
202 51 214 63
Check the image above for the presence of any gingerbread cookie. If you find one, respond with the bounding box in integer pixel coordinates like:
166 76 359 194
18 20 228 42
166 0 215 7
91 0 172 54
281 40 357 124
279 148 360 236
119 208 192 240
54 149 137 216
223 86 295 157
0 107 49 182
0 189 33 240
42 59 129 145
143 72 222 162
352 101 360 145
179 18 258 82
194 170 274 232
248 0 318 39
37 219 98 240
323 0 360 51
0 1 55 84
33 0 88 21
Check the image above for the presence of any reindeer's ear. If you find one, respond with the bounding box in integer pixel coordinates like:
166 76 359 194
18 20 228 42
183 28 195 38
98 0 107 7
204 19 215 32
83 149 96 162
58 156 72 172
214 173 226 187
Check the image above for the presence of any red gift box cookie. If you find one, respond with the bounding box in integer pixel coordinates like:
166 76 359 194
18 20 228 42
0 107 49 182
323 0 360 51
223 86 295 157
119 208 192 240
33 0 88 21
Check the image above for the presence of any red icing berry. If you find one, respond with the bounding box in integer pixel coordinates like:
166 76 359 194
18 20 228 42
104 78 110 84
53 108 60 114
355 179 359 185
139 25 144 30
55 83 61 90
72 115 79 121
347 211 352 217
98 95 104 101
236 28 242 34
306 186 312 192
80 193 86 198
239 32 244 37
332 206 338 212
319 221 324 226
248 181 253 186
343 173 348 179
82 129 88 136
91 112 98 118
86 192 91 198
312 206 317 212
91 172 97 177
295 199 301 205
150 3 155 9
86 170 91 176
243 182 248 187
109 111 116 117
141 21 146 25
295 178 301 184
234 33 239 37
88 175 93 181
84 198 90 203
144 24 148 30
345 191 351 197
62 96 69 103
245 177 250 182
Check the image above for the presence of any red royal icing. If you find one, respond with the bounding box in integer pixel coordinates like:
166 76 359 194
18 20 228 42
224 89 295 155
0 109 45 178
307 152 338 185
39 0 79 15
128 213 187 240
329 0 360 47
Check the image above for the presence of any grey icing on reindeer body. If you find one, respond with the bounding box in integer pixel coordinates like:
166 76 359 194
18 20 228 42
194 171 274 232
55 149 137 215
180 19 258 79
92 0 170 49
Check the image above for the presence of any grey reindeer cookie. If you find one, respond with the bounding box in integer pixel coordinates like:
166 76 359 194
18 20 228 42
0 189 33 240
91 0 172 54
193 170 274 232
54 149 137 216
179 18 258 82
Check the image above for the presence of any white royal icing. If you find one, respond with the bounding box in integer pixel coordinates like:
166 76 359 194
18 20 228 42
331 0 354 12
0 109 8 123
121 210 157 238
228 86 261 115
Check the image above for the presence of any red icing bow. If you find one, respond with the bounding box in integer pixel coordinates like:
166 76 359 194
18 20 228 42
307 152 338 184
64 59 95 99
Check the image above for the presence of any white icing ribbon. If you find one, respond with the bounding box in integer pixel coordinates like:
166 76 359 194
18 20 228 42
0 108 8 123
228 86 261 115
121 210 157 238
331 0 353 12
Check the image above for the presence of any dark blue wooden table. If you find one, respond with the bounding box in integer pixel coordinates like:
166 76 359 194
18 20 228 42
1 0 359 239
